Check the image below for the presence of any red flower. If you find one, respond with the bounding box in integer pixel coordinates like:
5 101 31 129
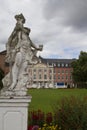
46 112 53 124
28 125 33 130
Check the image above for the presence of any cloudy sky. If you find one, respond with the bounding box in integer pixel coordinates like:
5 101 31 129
0 0 87 59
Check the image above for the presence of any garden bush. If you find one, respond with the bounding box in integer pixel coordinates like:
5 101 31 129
0 68 4 90
53 96 87 130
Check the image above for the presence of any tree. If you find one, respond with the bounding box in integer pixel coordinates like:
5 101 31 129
0 68 4 90
72 51 87 88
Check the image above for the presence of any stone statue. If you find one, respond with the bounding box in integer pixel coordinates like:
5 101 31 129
1 14 43 96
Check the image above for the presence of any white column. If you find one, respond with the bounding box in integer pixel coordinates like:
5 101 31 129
0 96 32 130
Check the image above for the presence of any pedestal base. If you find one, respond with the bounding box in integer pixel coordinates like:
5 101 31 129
0 96 32 130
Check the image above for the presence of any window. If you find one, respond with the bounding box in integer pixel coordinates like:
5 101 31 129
53 63 56 67
38 69 42 72
70 76 72 80
58 63 60 67
62 76 64 79
49 75 52 80
65 70 68 73
58 70 60 73
66 76 68 80
54 75 56 79
58 76 60 79
44 75 47 79
39 74 42 79
28 69 31 73
54 69 55 73
44 69 47 72
33 69 36 72
70 70 73 73
33 74 36 79
62 70 64 73
61 63 64 67
65 63 68 67
49 63 52 66
49 69 52 73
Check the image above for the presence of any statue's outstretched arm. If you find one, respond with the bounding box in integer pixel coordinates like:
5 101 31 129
29 38 43 51
29 38 38 49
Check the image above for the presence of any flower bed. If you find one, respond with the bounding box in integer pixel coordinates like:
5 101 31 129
28 109 60 130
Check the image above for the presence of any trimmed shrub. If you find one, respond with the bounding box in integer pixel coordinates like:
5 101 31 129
0 68 4 90
53 96 87 130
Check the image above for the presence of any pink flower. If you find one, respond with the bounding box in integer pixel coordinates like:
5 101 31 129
32 125 39 130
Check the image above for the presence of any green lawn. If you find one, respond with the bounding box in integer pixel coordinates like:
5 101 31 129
28 88 87 113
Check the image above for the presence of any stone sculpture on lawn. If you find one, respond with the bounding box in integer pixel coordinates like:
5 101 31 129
0 13 43 96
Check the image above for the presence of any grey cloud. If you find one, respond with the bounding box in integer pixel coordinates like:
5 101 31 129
43 0 87 31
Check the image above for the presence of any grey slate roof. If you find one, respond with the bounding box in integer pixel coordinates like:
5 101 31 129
39 56 76 67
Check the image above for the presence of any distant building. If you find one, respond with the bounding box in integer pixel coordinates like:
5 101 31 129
0 50 75 88
28 62 54 88
0 50 9 74
40 57 75 88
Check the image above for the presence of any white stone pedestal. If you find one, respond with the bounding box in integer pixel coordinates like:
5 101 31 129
0 96 32 130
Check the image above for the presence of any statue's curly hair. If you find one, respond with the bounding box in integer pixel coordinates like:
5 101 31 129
15 13 25 23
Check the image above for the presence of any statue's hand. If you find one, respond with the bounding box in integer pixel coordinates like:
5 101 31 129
38 45 43 51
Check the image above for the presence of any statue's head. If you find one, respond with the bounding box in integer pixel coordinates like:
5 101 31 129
15 13 25 23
